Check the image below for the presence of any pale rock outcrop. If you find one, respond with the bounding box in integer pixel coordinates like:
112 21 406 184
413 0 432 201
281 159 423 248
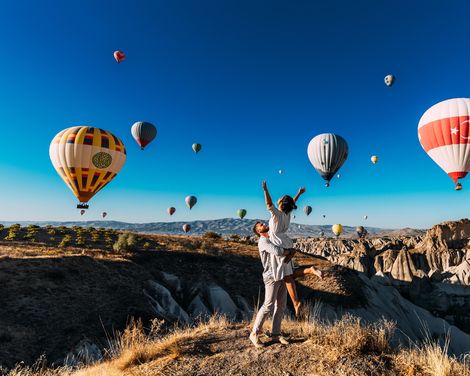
145 281 190 324
390 250 417 282
206 284 240 320
187 294 212 320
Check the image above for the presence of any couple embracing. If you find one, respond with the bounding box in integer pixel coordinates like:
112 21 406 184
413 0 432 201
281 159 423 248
250 181 322 348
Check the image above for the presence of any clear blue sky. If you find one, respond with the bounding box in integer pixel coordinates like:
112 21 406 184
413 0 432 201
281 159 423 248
0 0 469 228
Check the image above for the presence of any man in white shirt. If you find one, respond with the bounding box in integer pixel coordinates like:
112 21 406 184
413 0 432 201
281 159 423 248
249 221 295 348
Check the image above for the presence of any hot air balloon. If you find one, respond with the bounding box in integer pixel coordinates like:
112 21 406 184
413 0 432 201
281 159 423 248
102 212 107 218
131 122 157 150
80 209 85 216
418 98 470 190
50 126 127 209
364 215 368 220
455 183 463 191
319 231 324 237
185 195 197 209
371 155 379 164
332 224 343 237
192 143 202 153
304 206 312 216
307 134 348 187
167 207 176 216
182 224 191 233
279 169 283 174
114 50 125 63
384 74 395 87
356 226 367 238
237 209 247 219
322 214 326 218
337 174 341 178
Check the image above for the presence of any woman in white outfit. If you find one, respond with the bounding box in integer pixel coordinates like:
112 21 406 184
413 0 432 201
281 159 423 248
262 180 322 315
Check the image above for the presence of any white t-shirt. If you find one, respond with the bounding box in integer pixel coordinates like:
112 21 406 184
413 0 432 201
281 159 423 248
268 205 294 277
268 205 294 248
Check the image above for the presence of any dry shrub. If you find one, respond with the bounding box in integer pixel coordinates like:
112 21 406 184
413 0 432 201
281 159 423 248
394 336 469 376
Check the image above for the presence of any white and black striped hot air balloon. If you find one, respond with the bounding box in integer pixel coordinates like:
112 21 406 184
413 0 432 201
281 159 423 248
131 121 157 150
418 98 470 189
307 133 348 187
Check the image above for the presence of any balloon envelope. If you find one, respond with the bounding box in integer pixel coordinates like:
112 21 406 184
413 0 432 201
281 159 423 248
307 133 348 184
80 209 85 216
131 122 157 150
418 98 470 186
102 212 107 218
371 155 379 164
237 209 247 219
182 224 191 233
192 143 202 153
167 207 176 216
279 169 283 174
185 195 197 209
114 50 125 63
384 74 395 87
304 206 312 216
332 224 343 236
50 126 127 206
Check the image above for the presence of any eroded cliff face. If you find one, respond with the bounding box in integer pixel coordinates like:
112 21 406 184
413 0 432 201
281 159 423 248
295 219 470 331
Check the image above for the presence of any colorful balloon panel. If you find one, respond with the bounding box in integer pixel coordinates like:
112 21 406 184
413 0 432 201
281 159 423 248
49 126 127 204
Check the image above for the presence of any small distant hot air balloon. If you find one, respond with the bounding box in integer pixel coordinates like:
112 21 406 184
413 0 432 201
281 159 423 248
332 224 343 238
371 155 379 164
384 74 395 87
80 209 86 216
182 224 191 233
418 98 470 190
356 226 367 238
102 212 107 218
322 214 326 218
185 195 197 209
308 133 348 188
167 207 176 216
304 206 312 216
237 209 247 219
192 143 202 153
337 174 341 178
50 126 127 209
364 215 368 220
279 169 283 174
131 122 157 150
319 231 324 237
114 50 125 63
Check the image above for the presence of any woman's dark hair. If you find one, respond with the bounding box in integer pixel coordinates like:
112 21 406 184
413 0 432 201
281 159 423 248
278 195 297 214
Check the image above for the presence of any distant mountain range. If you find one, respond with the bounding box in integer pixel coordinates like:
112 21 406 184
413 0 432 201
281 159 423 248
0 218 425 237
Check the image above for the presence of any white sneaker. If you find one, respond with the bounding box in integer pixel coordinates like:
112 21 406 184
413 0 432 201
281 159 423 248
249 332 264 348
272 335 289 345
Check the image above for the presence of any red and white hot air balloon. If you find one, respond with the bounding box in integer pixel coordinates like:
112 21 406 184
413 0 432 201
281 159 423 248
418 98 470 189
114 50 125 63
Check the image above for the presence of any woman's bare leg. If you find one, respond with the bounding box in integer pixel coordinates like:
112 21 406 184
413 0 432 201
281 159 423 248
284 275 301 316
292 266 323 279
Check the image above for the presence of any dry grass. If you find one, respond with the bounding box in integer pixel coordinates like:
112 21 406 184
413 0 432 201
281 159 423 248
4 309 469 376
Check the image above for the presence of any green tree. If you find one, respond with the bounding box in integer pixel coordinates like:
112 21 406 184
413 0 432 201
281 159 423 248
59 235 72 248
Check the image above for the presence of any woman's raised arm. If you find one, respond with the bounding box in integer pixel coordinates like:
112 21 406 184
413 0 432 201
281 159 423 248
293 187 306 203
262 180 273 208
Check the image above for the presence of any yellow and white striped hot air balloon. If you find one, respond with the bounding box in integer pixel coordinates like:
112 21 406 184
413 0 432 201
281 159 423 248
49 126 126 208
